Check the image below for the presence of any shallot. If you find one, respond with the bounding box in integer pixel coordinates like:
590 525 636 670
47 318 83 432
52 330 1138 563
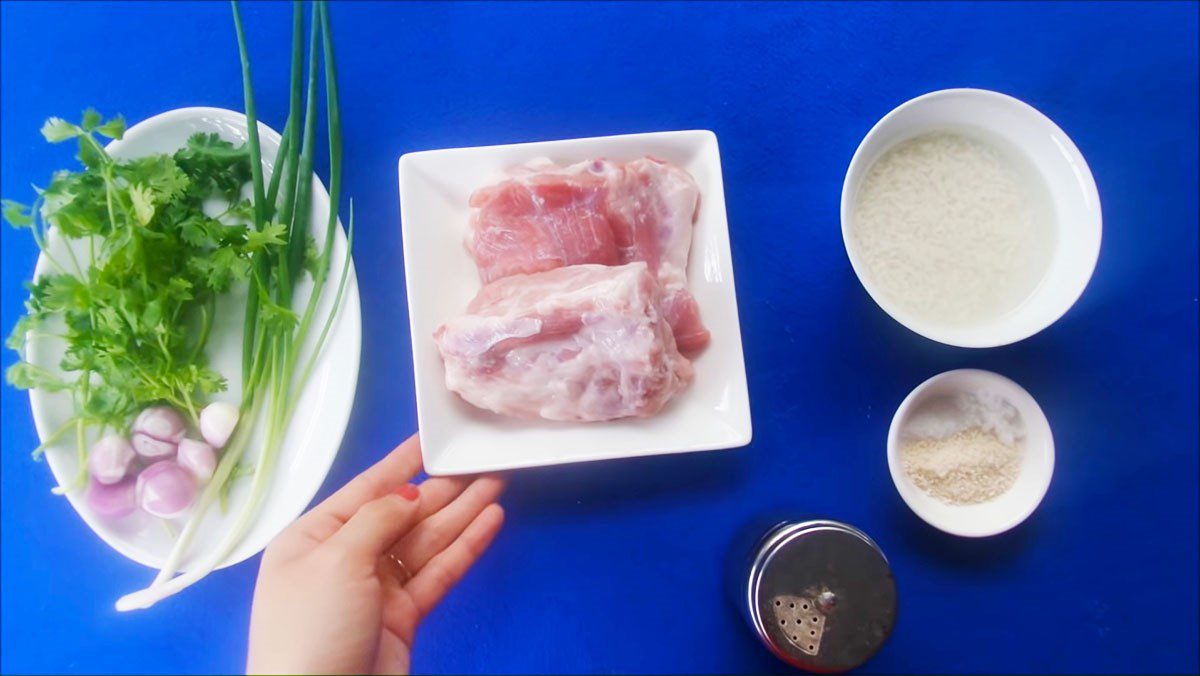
136 461 197 519
199 401 239 449
88 435 135 484
133 406 186 442
131 406 186 460
176 439 217 482
86 476 137 518
132 433 177 460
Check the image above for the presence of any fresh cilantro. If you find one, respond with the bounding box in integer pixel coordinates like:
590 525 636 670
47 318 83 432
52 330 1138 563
302 234 320 278
4 112 280 433
2 200 33 227
40 117 80 143
5 362 70 392
95 115 126 140
129 184 155 225
244 221 287 252
81 108 102 131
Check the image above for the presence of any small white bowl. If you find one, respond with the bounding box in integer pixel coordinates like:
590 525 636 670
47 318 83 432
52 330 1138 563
841 88 1102 348
887 369 1054 537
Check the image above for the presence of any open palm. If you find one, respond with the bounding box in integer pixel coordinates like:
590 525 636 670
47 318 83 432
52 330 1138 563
247 435 505 674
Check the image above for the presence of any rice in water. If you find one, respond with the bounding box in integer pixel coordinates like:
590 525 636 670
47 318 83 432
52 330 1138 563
851 131 1056 326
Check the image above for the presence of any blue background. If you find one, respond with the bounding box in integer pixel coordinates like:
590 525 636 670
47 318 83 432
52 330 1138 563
2 2 1197 673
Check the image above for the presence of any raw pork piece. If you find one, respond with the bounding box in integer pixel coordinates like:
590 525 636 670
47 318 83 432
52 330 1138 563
467 166 618 283
466 157 710 351
433 262 693 421
599 157 700 274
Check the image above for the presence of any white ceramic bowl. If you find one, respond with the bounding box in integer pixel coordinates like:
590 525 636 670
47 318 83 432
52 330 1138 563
399 130 751 474
887 369 1054 537
841 88 1102 347
26 108 361 573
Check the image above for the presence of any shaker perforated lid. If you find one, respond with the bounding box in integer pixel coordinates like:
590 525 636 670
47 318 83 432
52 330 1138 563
744 520 897 673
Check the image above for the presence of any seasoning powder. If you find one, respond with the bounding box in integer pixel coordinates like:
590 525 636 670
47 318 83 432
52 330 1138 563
900 391 1025 505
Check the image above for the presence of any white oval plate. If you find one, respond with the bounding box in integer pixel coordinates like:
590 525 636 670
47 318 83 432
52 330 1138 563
25 107 361 571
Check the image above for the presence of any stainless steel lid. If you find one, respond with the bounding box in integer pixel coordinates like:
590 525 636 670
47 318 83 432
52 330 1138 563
742 520 896 673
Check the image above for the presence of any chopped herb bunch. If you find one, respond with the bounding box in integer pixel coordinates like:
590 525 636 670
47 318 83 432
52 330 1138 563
5 115 279 485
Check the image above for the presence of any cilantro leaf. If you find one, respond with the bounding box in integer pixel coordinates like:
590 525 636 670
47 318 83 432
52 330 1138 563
5 314 40 351
258 298 298 332
81 108 102 131
302 235 320 278
6 361 70 392
129 184 155 225
1 199 33 227
77 135 106 169
121 155 189 203
189 247 251 291
40 117 80 143
94 115 126 140
244 221 287 252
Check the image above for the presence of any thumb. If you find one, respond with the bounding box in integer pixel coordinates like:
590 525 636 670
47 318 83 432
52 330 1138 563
326 485 422 565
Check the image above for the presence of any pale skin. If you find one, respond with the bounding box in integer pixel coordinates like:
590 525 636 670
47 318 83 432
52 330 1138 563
247 434 505 674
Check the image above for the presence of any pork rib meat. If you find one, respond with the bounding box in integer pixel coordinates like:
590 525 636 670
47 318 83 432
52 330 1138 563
465 157 710 352
434 263 693 421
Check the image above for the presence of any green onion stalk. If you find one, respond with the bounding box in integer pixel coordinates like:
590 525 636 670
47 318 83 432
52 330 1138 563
117 0 352 610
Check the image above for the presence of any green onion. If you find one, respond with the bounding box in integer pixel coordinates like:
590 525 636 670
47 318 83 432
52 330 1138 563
116 0 354 610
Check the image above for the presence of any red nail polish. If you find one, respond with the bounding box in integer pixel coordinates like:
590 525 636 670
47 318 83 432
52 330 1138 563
395 483 419 501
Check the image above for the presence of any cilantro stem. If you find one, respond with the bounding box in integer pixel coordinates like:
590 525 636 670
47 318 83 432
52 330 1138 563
28 227 68 275
80 133 113 167
187 295 215 363
179 389 200 428
27 198 68 274
31 416 78 460
59 230 86 279
50 417 88 496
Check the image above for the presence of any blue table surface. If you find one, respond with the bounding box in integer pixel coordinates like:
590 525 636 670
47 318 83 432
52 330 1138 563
2 2 1197 673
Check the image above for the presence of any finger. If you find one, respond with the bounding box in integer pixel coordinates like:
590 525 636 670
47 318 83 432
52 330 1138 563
294 468 472 554
380 585 421 649
300 435 424 532
391 476 506 571
410 475 473 519
405 503 505 618
372 629 411 675
325 489 422 566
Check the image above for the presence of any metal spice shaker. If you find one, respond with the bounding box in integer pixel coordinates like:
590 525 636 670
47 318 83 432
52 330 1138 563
731 519 897 672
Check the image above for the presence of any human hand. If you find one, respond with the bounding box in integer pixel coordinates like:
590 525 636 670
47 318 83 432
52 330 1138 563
246 434 505 674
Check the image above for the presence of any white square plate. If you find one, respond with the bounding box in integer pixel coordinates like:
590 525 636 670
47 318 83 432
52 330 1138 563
399 130 751 475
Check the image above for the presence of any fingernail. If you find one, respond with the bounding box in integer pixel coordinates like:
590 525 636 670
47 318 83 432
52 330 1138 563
395 483 419 501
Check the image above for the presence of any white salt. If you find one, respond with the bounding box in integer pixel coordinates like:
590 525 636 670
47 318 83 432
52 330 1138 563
902 389 1025 446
